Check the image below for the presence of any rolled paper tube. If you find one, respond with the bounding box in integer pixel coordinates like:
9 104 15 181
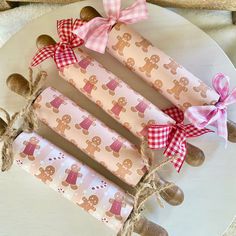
9 130 169 235
34 34 206 167
60 49 175 141
12 131 133 233
33 87 145 187
79 7 236 142
0 113 167 234
106 25 236 142
6 74 184 206
80 8 219 108
106 23 219 109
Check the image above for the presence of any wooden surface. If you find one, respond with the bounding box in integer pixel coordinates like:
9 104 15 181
0 1 236 236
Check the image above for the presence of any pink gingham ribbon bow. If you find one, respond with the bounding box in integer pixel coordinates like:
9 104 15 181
31 19 84 69
185 73 236 142
148 107 212 172
73 0 148 53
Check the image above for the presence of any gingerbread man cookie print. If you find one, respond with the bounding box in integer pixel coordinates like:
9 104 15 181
123 122 132 131
78 195 99 213
114 22 122 31
35 165 55 183
54 114 71 136
178 102 192 111
114 159 133 181
75 115 96 135
62 164 83 190
153 79 163 93
112 33 131 56
46 94 66 113
163 58 181 75
105 136 124 158
167 77 189 100
102 77 121 96
20 137 40 161
80 75 97 97
76 54 94 74
131 98 150 118
106 192 126 221
83 136 101 157
135 37 152 52
123 58 135 72
68 78 76 88
136 120 155 137
108 97 127 119
193 80 209 98
139 55 160 77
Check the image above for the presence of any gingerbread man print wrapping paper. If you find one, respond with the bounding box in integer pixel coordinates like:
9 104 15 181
13 132 133 232
33 87 146 187
106 23 219 108
59 48 175 139
106 24 236 142
31 19 213 173
76 0 236 142
75 1 218 108
31 19 174 141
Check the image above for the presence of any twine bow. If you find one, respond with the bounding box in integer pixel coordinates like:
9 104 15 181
0 108 20 171
185 73 236 143
119 158 173 236
0 69 47 171
31 19 84 69
148 107 212 172
74 0 148 53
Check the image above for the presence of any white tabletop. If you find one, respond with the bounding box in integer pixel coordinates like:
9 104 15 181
0 1 236 236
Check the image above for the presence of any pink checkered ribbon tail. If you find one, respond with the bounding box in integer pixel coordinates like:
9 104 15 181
31 19 84 68
148 107 212 172
73 0 148 53
185 73 236 142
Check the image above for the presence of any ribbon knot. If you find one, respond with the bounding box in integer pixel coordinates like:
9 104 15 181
31 19 84 69
73 0 148 53
185 73 236 142
108 16 117 27
174 123 186 132
148 107 212 172
215 101 226 110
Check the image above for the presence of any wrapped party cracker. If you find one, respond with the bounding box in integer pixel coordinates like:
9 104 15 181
6 72 185 206
31 19 211 172
13 132 133 233
31 19 174 139
0 113 168 236
76 0 236 142
33 87 145 186
1 71 172 235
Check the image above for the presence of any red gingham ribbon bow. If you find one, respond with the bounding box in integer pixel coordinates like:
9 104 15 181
148 107 212 172
73 0 148 53
31 19 84 69
185 73 236 143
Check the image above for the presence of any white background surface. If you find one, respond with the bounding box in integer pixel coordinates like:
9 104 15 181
0 1 236 235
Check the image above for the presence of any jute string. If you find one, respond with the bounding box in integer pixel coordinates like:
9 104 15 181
1 69 175 235
0 69 47 171
119 139 173 236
